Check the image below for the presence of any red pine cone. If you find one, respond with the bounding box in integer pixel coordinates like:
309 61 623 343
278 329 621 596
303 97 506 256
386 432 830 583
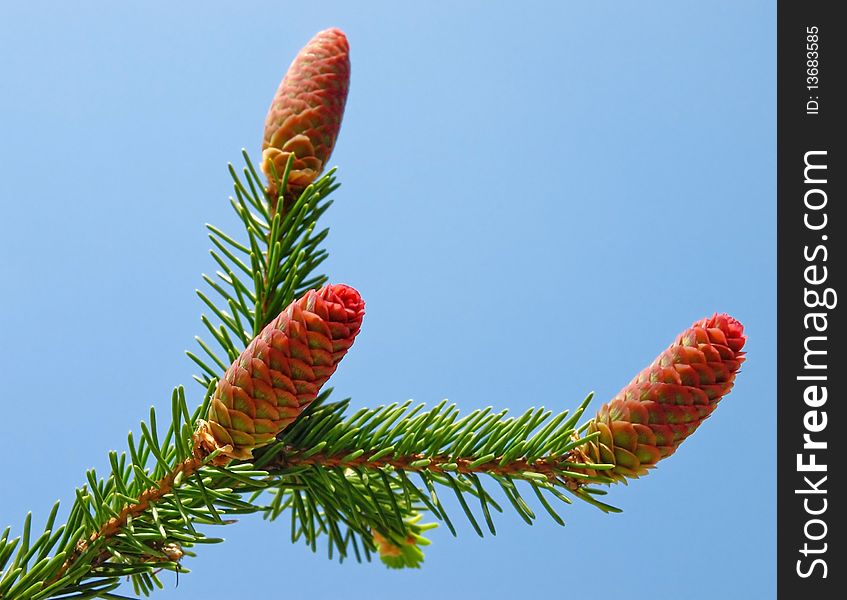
262 28 350 201
577 314 746 482
195 284 364 464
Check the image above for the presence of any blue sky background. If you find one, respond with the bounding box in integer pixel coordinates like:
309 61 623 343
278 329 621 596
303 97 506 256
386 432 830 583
0 2 774 598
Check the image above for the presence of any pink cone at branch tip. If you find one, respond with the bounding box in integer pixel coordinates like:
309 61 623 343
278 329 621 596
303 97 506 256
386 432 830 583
195 284 364 464
576 314 746 483
261 28 350 201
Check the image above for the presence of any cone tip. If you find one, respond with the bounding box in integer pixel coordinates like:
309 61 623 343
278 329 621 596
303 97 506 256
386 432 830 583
310 27 349 49
325 283 365 314
721 314 745 338
699 313 746 350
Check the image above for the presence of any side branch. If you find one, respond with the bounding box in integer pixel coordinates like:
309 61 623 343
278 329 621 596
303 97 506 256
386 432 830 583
271 445 593 490
52 455 203 585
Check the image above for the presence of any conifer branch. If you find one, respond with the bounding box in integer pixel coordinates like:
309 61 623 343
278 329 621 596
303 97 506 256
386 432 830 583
51 456 204 586
0 140 746 597
272 447 593 484
0 27 749 598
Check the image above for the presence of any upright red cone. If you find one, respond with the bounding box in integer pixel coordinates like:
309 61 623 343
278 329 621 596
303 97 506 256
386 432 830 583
195 284 364 464
262 28 350 203
575 314 746 482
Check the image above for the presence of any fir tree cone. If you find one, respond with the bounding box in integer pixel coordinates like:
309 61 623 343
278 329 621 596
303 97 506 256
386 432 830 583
575 313 746 483
261 28 350 204
194 284 364 464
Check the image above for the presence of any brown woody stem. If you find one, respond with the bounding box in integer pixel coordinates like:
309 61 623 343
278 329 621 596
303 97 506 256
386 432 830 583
49 456 202 587
269 446 588 490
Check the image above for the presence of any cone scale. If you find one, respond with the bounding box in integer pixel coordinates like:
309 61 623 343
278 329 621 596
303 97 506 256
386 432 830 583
576 313 746 482
262 28 350 202
195 284 364 464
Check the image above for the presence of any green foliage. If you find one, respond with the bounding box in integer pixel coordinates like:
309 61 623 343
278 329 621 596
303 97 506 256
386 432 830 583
0 154 607 599
188 151 333 388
